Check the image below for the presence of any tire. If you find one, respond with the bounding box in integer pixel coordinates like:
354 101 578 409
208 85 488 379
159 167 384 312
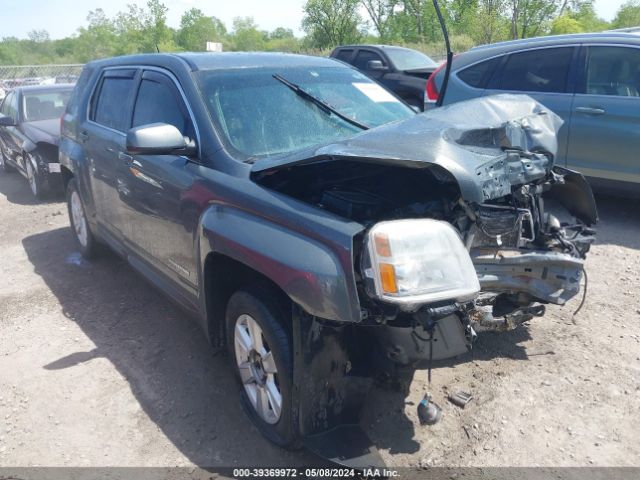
226 285 297 447
66 178 99 259
25 154 45 199
0 146 16 173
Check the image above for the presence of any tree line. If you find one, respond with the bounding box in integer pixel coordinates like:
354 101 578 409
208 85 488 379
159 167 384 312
1 0 639 65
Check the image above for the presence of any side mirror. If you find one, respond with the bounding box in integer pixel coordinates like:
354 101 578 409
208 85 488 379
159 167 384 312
367 60 388 71
0 114 15 127
126 123 196 156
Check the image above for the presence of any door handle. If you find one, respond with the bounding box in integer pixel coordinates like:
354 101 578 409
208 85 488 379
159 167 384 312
118 151 133 163
79 131 89 142
575 107 605 115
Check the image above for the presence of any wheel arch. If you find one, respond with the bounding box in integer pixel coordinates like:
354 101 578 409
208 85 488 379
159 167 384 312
202 252 291 348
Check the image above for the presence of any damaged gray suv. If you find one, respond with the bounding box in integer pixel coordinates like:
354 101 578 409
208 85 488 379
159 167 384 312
59 52 597 459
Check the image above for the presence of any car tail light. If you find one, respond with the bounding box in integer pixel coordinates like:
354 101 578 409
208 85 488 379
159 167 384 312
426 57 457 104
425 62 445 103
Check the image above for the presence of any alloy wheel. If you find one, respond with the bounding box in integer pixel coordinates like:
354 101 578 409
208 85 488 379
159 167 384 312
70 190 88 248
26 160 37 196
234 314 282 424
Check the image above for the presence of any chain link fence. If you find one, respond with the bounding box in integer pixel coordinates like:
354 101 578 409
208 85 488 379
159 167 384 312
0 64 84 90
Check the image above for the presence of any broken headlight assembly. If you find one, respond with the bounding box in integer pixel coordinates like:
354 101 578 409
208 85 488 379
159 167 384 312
362 219 480 310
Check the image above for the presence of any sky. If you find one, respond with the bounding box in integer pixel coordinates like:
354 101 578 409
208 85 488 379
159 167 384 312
0 0 632 40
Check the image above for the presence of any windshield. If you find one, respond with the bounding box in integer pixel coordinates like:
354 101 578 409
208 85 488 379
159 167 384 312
385 48 437 71
197 66 413 160
22 90 72 121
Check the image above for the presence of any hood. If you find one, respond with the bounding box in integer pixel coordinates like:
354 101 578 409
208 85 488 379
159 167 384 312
251 94 563 204
22 119 60 145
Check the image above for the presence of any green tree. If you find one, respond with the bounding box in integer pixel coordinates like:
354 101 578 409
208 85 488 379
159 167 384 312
360 0 399 42
550 14 583 33
508 0 564 39
74 9 119 61
229 17 267 51
613 0 640 28
302 0 363 48
177 8 226 51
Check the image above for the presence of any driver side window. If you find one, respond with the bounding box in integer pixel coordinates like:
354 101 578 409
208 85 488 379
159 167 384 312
132 73 195 140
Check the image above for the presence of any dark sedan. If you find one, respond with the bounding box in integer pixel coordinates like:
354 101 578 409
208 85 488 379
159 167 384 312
0 84 73 199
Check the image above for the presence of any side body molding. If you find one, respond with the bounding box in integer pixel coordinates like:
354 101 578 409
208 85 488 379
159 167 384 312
198 204 363 323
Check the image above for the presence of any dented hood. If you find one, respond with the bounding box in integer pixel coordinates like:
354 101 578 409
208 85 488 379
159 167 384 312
252 94 563 204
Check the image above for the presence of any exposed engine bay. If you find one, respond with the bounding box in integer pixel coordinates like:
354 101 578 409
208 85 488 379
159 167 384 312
252 94 598 366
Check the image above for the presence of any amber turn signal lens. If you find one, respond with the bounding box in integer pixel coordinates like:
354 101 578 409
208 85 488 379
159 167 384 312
379 263 398 294
374 232 392 257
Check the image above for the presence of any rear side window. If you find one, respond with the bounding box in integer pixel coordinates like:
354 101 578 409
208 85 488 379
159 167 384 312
132 74 194 138
354 50 384 70
92 71 136 132
458 57 501 89
583 46 640 97
334 49 354 63
499 47 573 93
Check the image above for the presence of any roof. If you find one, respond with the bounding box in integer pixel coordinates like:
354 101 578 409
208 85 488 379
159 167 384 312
88 52 342 72
13 84 74 94
471 32 640 53
333 44 421 52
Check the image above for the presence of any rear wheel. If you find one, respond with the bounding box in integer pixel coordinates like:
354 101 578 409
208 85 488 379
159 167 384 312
226 285 297 447
66 178 98 259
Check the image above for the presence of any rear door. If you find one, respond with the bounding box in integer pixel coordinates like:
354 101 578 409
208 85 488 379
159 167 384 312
484 46 578 164
84 68 138 241
567 45 640 185
121 69 200 291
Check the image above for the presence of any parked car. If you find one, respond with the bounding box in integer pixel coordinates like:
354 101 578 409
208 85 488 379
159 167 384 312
59 52 595 459
0 84 73 198
330 45 438 109
426 33 640 196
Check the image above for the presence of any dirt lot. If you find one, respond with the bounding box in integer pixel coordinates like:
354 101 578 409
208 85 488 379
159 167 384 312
1 170 639 470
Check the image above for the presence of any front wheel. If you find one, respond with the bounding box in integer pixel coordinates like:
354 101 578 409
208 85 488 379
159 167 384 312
25 154 44 199
66 178 99 259
226 286 297 447
0 147 15 173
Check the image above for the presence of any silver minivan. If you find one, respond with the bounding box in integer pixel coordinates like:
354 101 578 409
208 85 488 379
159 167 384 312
426 33 640 195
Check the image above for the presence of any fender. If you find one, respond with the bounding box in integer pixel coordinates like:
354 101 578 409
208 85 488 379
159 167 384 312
198 203 363 323
21 139 37 153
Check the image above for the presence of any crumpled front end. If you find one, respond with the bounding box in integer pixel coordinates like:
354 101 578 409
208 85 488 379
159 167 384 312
253 94 597 360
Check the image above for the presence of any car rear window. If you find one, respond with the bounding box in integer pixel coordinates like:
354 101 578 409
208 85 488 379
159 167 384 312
92 73 136 132
23 90 72 122
498 47 573 93
458 57 501 89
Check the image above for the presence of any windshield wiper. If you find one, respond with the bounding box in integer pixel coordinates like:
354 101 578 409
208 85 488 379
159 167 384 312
272 74 370 131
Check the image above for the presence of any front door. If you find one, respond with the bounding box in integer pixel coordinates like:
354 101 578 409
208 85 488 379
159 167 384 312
567 45 640 185
120 69 201 291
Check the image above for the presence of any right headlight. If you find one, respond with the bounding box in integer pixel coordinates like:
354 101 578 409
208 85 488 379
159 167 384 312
362 219 480 308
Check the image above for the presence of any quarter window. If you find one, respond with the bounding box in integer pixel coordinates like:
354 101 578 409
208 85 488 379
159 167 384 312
584 46 640 97
458 57 501 89
499 47 573 93
93 75 136 131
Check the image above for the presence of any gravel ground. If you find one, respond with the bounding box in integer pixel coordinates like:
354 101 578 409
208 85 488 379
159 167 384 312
0 169 639 470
